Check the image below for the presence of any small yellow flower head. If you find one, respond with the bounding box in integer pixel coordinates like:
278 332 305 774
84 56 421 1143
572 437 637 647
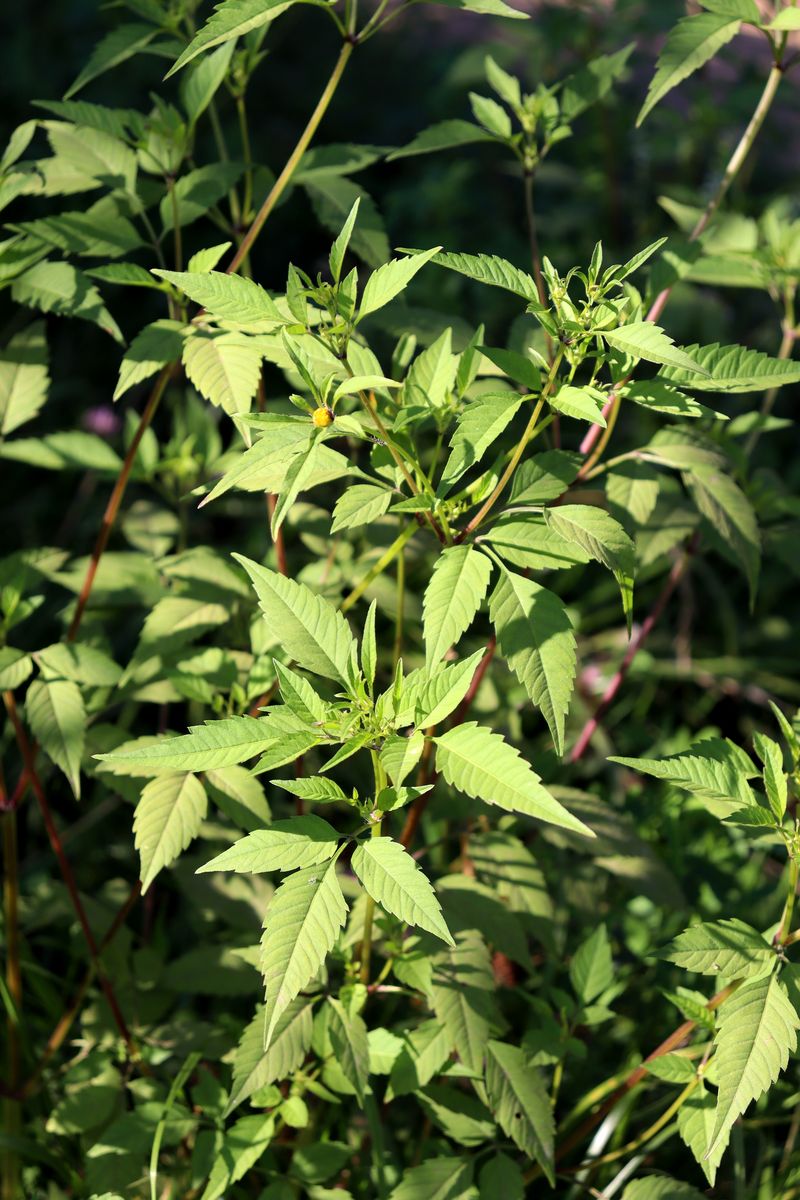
312 406 334 428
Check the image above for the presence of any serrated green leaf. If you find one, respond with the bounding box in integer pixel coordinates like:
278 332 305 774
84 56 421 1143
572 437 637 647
0 321 49 435
658 341 800 393
331 484 392 533
380 730 425 787
604 322 707 374
0 648 33 690
570 924 614 1003
414 649 485 729
431 932 498 1074
261 859 348 1050
200 1113 274 1200
235 555 357 685
228 999 312 1113
388 1157 477 1200
610 738 757 815
684 467 759 603
352 837 454 945
134 772 207 891
548 384 607 425
440 392 525 493
27 678 86 798
662 918 775 979
637 13 742 126
544 504 635 629
153 269 285 328
168 0 296 76
489 567 576 755
96 716 282 774
677 1082 725 1186
65 23 159 98
114 320 184 400
387 119 496 161
484 1041 554 1184
423 545 492 666
754 732 787 821
198 815 340 875
180 41 235 123
357 248 440 322
160 163 244 233
205 765 271 831
272 776 351 805
429 250 539 302
327 997 369 1105
12 261 122 343
707 973 799 1155
622 1178 707 1199
434 723 592 834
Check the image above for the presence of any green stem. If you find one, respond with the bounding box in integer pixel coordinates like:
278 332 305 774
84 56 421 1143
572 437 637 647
459 348 564 540
167 176 183 273
393 532 405 666
340 521 417 614
360 754 386 985
745 299 797 456
777 854 800 945
207 97 242 226
227 40 354 276
236 94 254 221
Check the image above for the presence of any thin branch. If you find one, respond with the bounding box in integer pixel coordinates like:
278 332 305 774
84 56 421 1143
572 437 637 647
2 693 137 1059
569 546 692 763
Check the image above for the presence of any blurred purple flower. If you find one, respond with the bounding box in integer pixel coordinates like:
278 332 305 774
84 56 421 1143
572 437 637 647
82 405 121 438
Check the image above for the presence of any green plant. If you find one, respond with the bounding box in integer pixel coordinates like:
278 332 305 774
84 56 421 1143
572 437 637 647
3 0 800 1197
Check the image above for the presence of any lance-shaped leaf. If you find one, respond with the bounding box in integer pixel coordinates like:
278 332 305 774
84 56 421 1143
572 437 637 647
381 730 425 788
200 1112 275 1200
387 1157 477 1200
183 330 262 417
96 715 282 774
234 555 357 685
0 321 49 436
327 997 370 1105
261 859 348 1050
439 391 526 493
12 261 123 343
134 773 207 892
603 322 708 374
544 504 635 630
414 648 486 730
570 924 614 1003
352 837 454 945
685 466 760 604
65 22 158 98
228 999 312 1113
152 269 285 328
26 678 86 798
428 249 539 302
489 567 576 755
707 973 799 1156
662 918 776 979
431 931 499 1074
484 1041 554 1185
657 341 800 392
423 544 492 667
198 815 340 875
434 723 593 835
754 732 787 822
637 12 742 126
168 0 297 76
677 1082 726 1187
272 776 351 805
387 119 497 161
548 384 607 425
610 737 757 816
357 247 441 321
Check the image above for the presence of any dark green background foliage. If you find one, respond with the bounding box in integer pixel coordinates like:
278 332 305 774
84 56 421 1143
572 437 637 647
2 1 800 1198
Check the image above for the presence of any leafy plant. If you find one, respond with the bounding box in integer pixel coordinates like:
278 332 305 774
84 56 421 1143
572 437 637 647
3 0 800 1197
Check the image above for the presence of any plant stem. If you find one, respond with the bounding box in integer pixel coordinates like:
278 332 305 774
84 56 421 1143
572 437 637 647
2 808 21 1200
745 308 797 456
393 534 405 666
168 176 183 272
569 545 692 761
227 40 354 276
776 854 800 945
579 60 786 461
2 692 137 1059
523 169 547 309
68 366 172 641
459 348 564 541
341 521 417 613
236 94 254 222
579 383 622 479
360 754 385 986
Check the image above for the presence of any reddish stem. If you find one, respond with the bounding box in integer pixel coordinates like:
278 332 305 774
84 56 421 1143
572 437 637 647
2 693 137 1057
569 550 690 763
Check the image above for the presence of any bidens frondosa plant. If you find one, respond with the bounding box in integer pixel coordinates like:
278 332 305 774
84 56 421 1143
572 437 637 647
3 0 800 1197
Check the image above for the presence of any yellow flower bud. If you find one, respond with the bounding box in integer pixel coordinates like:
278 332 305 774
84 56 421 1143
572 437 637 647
312 406 334 428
